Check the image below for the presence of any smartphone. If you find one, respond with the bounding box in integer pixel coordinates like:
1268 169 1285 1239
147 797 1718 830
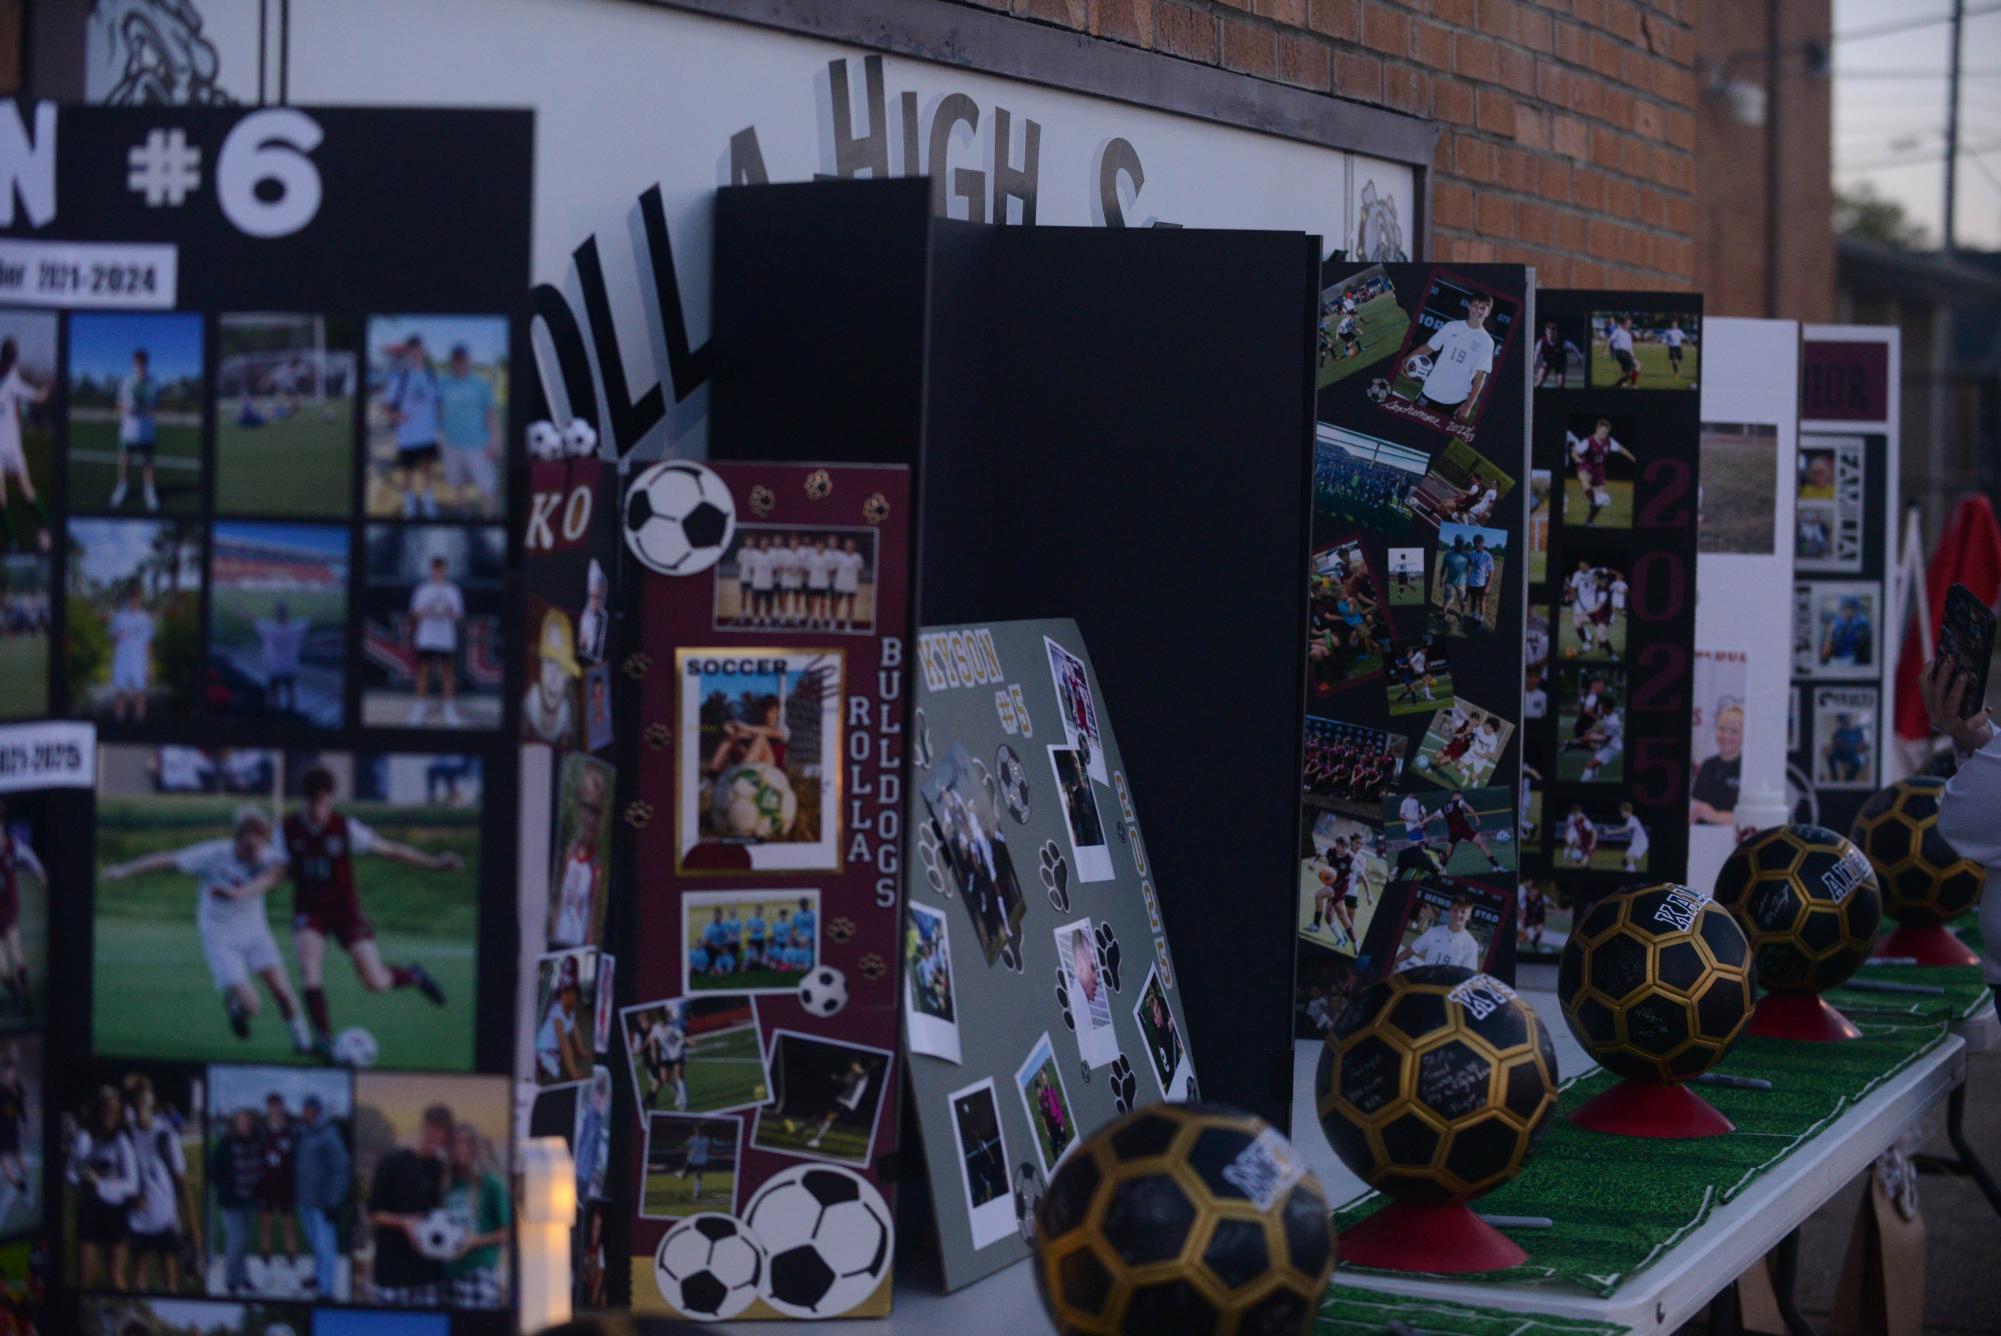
1937 583 1997 720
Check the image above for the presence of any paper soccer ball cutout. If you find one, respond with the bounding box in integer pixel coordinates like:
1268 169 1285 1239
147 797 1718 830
743 1164 892 1317
331 1026 378 1069
624 461 737 576
410 1209 467 1262
562 416 599 458
1366 378 1391 404
1557 884 1754 1084
525 420 565 461
1849 777 1985 926
1316 965 1557 1205
1032 1102 1335 1336
1714 824 1882 993
654 1212 768 1321
799 966 848 1017
709 762 798 840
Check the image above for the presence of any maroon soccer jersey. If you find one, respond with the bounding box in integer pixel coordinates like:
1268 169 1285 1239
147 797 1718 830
1443 799 1478 840
1578 437 1611 483
284 812 361 918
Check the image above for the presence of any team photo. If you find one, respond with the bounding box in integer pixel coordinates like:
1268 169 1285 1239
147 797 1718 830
203 1064 353 1301
1557 554 1630 660
1302 715 1405 816
1427 522 1509 637
751 1031 893 1167
1590 310 1698 389
1411 697 1515 789
1556 798 1653 872
206 522 349 729
1384 785 1516 876
68 311 206 515
65 518 202 722
1385 633 1454 717
1563 415 1639 529
1312 424 1427 531
1316 264 1407 386
361 523 507 729
364 316 509 521
713 525 878 633
1297 810 1387 958
680 888 821 995
1556 665 1627 782
215 313 358 518
0 311 57 554
641 1112 743 1220
618 996 770 1116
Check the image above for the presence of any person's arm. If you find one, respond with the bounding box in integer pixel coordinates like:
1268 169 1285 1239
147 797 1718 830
1922 659 2001 862
100 848 184 881
1455 371 1488 419
170 1140 198 1245
370 837 462 872
12 842 43 886
215 864 285 902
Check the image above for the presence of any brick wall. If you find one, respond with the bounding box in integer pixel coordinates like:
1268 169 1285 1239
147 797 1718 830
940 0 1701 290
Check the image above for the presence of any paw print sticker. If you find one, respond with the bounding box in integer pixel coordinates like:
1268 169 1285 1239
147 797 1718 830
805 469 833 500
912 708 935 771
1038 841 1070 913
857 953 887 981
995 745 1031 824
623 800 655 830
1053 969 1074 1031
643 722 671 751
1093 923 1123 993
828 916 857 945
862 491 890 524
998 938 1024 975
1109 1055 1138 1115
748 484 776 517
918 822 948 896
621 651 653 680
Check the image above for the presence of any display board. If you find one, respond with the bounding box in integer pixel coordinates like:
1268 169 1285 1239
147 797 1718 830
1791 328 1901 832
901 619 1197 1291
1292 260 1532 1036
1515 291 1702 958
0 99 529 1332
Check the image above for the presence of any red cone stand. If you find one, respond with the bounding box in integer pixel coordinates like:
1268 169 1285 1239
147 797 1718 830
1875 923 1981 968
1567 1078 1735 1138
1336 1200 1527 1274
1745 989 1863 1041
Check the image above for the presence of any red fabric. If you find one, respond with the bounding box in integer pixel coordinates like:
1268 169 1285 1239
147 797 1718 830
1895 495 2001 739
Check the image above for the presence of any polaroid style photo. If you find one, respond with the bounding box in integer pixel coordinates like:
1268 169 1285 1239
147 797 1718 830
1013 1032 1079 1175
1380 269 1519 442
1053 918 1119 1069
593 955 615 1053
920 741 1029 967
522 597 582 748
573 1066 613 1202
1699 421 1779 555
1554 797 1654 873
1426 521 1509 638
1316 263 1409 387
1812 686 1879 789
1385 634 1455 717
1589 309 1699 390
1793 582 1879 679
1386 546 1425 607
533 947 600 1089
1796 437 1866 573
945 1077 1017 1251
1302 715 1406 817
1132 965 1192 1099
713 525 879 635
1690 649 1749 827
1384 786 1516 878
750 1030 894 1167
639 1110 744 1220
1044 637 1107 785
1307 536 1392 698
681 888 820 995
548 752 613 950
904 902 962 1063
1048 747 1114 883
1556 552 1630 661
1561 414 1640 530
1410 440 1517 531
1391 880 1506 973
582 664 614 753
1312 423 1429 532
617 995 771 1116
677 647 844 873
1528 469 1551 584
1298 809 1389 959
1411 697 1514 790
1554 665 1627 783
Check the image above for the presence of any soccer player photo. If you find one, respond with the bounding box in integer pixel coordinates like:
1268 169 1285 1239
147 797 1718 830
0 1035 40 1238
904 902 961 1063
1409 439 1517 531
67 311 206 515
1563 415 1639 529
1558 799 1654 872
1385 633 1455 717
64 1061 203 1295
1380 270 1518 441
751 1031 894 1166
1412 698 1515 789
1297 810 1387 958
1011 1032 1077 1175
1427 522 1509 637
1793 582 1878 679
582 664 615 753
548 754 613 950
1690 649 1748 826
521 599 582 747
65 518 201 722
360 523 506 729
680 888 821 995
1048 746 1113 883
573 1068 613 1205
1391 883 1504 973
713 525 878 633
1795 439 1865 573
351 1070 511 1309
1301 716 1405 818
1386 546 1425 607
1532 317 1585 389
204 1064 353 1301
920 741 1028 968
1516 878 1574 957
1556 665 1627 782
676 647 844 873
1384 785 1516 877
1528 470 1551 583
1312 424 1427 531
0 793 47 1026
0 556 50 720
1307 537 1392 698
92 745 482 1070
533 948 600 1090
1045 635 1109 785
1053 917 1118 1068
1315 264 1407 387
1591 310 1699 389
640 1111 744 1219
215 313 359 518
364 316 509 520
1698 421 1779 556
1557 552 1630 660
618 996 771 1116
944 1076 1014 1251
206 522 349 728
1812 686 1879 789
0 311 57 554
1132 964 1193 1099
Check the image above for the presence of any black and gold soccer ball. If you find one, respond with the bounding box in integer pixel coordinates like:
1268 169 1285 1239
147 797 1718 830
1032 1102 1335 1336
1315 965 1558 1206
1714 824 1882 993
1850 777 1985 927
1557 884 1754 1083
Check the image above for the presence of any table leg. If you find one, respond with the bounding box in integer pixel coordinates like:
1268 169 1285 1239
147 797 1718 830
1913 1084 2001 1218
1772 1229 1819 1336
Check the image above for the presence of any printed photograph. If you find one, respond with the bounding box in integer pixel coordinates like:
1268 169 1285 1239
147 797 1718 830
1297 809 1387 958
1012 1033 1077 1175
1557 554 1629 660
714 526 877 633
678 648 843 873
1795 437 1866 573
1308 536 1391 698
1555 664 1627 782
1555 798 1654 872
1049 746 1113 883
1410 439 1515 530
1391 882 1504 973
750 1031 893 1167
1386 546 1425 606
1386 633 1455 717
63 1061 203 1294
920 741 1028 968
618 996 770 1116
68 311 205 515
1302 716 1405 817
1054 918 1117 1069
1427 522 1509 637
681 888 820 995
1411 698 1515 789
1316 264 1407 386
904 902 961 1064
204 1065 353 1300
1690 649 1748 826
0 1036 38 1238
0 556 49 719
1528 469 1550 583
1312 423 1426 531
351 1071 511 1310
93 746 482 1070
1382 270 1518 439
1532 317 1585 389
0 793 46 1026
582 664 614 753
945 1077 1014 1251
65 517 202 722
361 524 507 729
640 1112 743 1220
547 753 613 950
1590 310 1699 389
519 599 580 748
1793 582 1879 678
81 1298 310 1336
1521 748 1544 843
531 948 600 1090
1384 786 1516 877
0 311 56 554
573 1068 612 1203
1132 966 1191 1099
1045 636 1108 785
1516 879 1574 958
1526 603 1552 677
215 313 358 517
364 315 509 520
1562 415 1639 529
1813 686 1879 789
1698 421 1778 555
206 522 349 728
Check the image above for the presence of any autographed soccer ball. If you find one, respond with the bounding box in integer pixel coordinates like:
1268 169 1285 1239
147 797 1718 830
800 966 848 1017
654 1212 767 1321
744 1165 892 1317
525 420 565 461
410 1209 467 1262
710 762 799 840
331 1027 379 1069
1033 1102 1335 1335
1713 825 1882 993
1850 777 1985 926
562 416 599 458
1403 352 1435 385
1317 966 1557 1205
624 460 736 576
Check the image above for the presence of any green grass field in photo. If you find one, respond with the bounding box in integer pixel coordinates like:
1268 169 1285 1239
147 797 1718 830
66 417 203 516
1317 291 1411 388
630 1023 768 1114
216 398 356 517
1591 338 1697 390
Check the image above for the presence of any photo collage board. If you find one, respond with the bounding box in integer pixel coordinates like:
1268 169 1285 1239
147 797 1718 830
902 619 1199 1292
620 462 914 1323
0 103 532 1333
1518 291 1702 958
1297 261 1532 1036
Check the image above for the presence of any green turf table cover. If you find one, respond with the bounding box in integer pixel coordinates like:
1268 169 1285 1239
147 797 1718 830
1330 1013 1953 1297
1820 913 1991 1023
1313 1285 1623 1336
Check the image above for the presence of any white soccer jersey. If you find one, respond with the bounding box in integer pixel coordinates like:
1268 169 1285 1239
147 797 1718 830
1663 328 1686 348
1609 326 1635 355
111 609 155 685
1610 579 1629 610
553 846 600 947
803 549 832 590
833 549 864 594
1467 488 1498 521
1567 568 1599 604
778 547 805 588
1622 814 1649 856
178 839 282 938
126 1116 186 1234
1408 925 1480 969
1409 649 1427 673
0 369 29 470
1420 321 1497 406
1400 796 1427 829
410 580 464 651
536 1005 579 1077
1469 730 1500 768
1524 687 1547 719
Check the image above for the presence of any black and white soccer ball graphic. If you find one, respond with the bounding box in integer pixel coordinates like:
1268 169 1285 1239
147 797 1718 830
526 420 565 461
799 965 849 1017
562 416 599 458
624 460 737 576
654 1211 768 1321
1367 378 1392 404
743 1164 892 1317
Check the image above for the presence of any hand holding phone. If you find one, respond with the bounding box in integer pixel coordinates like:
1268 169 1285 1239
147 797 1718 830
1926 584 1997 751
